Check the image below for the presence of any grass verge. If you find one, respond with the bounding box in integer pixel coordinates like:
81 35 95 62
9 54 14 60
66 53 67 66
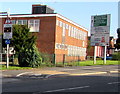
0 60 119 70
0 64 33 70
57 60 119 67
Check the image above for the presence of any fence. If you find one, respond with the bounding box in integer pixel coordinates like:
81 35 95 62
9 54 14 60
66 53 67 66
0 53 14 64
54 54 86 65
0 53 86 65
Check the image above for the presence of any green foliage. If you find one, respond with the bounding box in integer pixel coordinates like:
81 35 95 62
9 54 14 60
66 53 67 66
112 52 119 60
28 45 42 68
87 40 91 50
115 39 120 49
0 65 32 70
11 25 42 67
40 53 54 67
11 25 36 54
115 28 120 49
40 53 51 63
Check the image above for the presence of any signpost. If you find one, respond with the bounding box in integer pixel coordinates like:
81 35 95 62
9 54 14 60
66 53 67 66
3 12 12 68
90 14 110 64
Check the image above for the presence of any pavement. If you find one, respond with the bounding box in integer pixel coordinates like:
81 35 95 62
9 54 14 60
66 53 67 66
1 65 120 79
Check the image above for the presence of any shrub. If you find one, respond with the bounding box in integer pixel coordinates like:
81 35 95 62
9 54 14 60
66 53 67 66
112 52 119 60
18 45 42 68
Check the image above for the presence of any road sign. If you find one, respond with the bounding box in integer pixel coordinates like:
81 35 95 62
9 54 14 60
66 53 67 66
90 14 110 46
3 18 12 39
5 39 10 44
94 15 107 27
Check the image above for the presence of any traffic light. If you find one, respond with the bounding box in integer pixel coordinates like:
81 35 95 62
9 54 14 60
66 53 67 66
4 27 11 32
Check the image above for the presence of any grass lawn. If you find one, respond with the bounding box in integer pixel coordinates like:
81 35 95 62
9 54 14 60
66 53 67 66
0 60 119 70
61 60 119 66
77 60 119 66
0 64 33 70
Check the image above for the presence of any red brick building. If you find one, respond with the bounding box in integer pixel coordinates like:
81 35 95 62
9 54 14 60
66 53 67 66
87 36 115 58
0 4 88 63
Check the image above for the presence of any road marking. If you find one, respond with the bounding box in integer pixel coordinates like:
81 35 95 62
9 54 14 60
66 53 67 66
45 74 56 78
108 82 120 85
82 68 93 70
16 72 33 77
69 72 107 76
83 67 102 70
62 69 76 70
110 71 119 73
44 86 90 92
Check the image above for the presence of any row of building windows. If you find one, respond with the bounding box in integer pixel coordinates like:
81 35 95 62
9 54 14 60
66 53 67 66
68 45 86 56
55 43 68 50
55 43 86 56
12 19 40 32
56 20 87 40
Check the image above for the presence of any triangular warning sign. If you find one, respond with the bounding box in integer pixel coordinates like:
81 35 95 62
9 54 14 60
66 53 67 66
4 18 12 24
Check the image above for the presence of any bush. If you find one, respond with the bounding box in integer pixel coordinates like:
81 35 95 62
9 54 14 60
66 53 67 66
18 45 42 68
40 53 51 63
112 52 119 60
29 45 42 68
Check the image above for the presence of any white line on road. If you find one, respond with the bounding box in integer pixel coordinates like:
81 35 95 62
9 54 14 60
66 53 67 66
110 71 119 73
45 74 56 78
44 86 90 92
16 72 33 77
83 67 102 70
108 82 120 85
62 69 76 70
92 67 102 69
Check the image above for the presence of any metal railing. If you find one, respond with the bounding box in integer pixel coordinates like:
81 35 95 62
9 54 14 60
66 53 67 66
0 53 14 64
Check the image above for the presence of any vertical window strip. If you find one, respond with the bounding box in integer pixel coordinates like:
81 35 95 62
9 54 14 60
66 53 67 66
28 19 40 32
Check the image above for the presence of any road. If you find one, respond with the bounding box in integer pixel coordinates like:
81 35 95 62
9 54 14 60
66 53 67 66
2 65 119 77
2 72 119 94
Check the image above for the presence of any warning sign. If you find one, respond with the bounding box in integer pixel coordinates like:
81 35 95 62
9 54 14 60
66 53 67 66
3 18 12 39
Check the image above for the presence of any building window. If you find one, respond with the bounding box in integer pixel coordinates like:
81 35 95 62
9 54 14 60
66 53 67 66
56 20 59 26
83 41 85 47
17 20 27 25
28 19 40 32
66 24 68 29
12 20 16 25
18 20 22 25
68 26 71 36
60 21 62 27
71 27 74 37
23 20 27 25
63 23 65 28
80 30 82 40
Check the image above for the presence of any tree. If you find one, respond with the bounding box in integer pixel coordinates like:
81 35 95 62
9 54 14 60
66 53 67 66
11 25 42 67
115 28 120 49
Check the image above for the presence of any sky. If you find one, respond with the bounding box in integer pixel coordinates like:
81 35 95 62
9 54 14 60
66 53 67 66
0 2 118 38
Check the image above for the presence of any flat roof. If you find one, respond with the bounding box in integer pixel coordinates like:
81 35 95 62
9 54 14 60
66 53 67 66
0 13 88 31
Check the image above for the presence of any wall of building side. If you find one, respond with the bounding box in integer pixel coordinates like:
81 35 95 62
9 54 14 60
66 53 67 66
32 16 56 54
87 46 104 58
1 15 88 63
1 16 56 55
55 16 88 62
0 18 3 53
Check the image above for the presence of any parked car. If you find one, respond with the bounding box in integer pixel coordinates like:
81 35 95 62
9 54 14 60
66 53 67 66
102 56 112 60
